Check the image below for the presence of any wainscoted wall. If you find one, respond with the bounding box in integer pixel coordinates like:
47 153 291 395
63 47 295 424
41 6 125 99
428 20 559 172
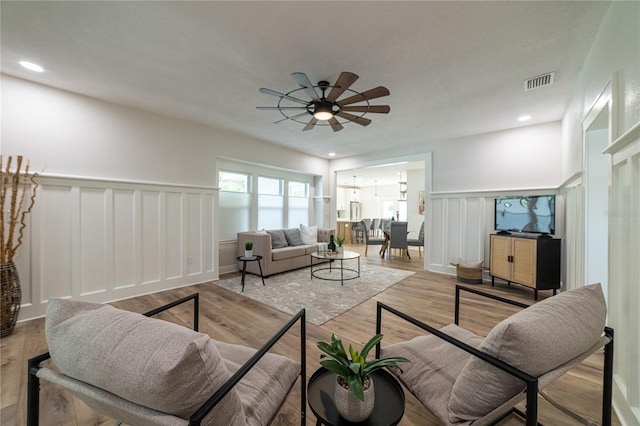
559 176 584 292
427 190 563 282
427 194 489 276
16 175 218 321
605 123 640 425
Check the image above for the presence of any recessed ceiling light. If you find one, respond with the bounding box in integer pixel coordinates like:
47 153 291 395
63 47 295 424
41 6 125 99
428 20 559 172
328 152 336 157
19 61 44 72
518 115 532 122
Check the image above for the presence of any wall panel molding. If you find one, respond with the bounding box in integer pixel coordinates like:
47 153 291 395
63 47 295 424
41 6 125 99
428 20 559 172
16 176 218 321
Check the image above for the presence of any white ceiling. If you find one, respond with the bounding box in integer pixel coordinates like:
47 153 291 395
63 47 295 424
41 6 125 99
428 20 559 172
1 1 610 161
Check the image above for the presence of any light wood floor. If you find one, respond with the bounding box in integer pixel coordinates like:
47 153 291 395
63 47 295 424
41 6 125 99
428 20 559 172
1 244 619 425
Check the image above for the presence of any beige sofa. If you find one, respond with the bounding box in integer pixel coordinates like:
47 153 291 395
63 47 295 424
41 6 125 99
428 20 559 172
237 227 335 277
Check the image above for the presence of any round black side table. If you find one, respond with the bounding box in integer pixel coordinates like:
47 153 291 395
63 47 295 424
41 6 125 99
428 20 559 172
236 255 265 292
307 367 405 426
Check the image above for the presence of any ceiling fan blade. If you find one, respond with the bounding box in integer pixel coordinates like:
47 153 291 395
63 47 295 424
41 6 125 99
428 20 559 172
337 86 390 106
328 117 344 132
291 72 320 100
326 72 359 102
303 117 318 131
259 88 309 105
256 106 306 110
336 111 372 126
274 112 308 124
340 105 390 114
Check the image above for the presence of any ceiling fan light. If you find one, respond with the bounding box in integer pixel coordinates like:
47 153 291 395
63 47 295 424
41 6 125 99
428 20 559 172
313 108 333 121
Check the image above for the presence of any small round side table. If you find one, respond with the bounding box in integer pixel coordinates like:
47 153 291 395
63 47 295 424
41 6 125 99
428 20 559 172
307 367 405 426
236 255 265 292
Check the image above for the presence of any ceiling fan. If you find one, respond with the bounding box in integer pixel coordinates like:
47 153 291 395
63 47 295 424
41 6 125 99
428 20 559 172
257 72 390 132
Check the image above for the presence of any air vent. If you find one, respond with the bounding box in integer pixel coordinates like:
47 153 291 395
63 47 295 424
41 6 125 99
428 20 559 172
524 72 555 91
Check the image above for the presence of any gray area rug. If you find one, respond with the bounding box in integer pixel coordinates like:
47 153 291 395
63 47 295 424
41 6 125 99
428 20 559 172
213 264 414 325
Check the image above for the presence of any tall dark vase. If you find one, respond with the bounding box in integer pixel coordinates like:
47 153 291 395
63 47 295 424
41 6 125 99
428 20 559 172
328 235 337 252
1 262 21 337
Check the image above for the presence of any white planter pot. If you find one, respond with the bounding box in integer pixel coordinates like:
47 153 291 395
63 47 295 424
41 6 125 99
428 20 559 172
336 246 344 253
334 376 375 422
244 250 253 258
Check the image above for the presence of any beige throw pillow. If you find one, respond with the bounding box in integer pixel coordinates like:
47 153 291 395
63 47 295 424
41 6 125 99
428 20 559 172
448 283 607 423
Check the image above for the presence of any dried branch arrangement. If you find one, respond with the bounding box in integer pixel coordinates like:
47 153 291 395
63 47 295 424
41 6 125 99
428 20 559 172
1 155 39 264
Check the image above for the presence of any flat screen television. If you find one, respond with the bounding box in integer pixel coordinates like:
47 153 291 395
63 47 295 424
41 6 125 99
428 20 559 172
494 195 556 235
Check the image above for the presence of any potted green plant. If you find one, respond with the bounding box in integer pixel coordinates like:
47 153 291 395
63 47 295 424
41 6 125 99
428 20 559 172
335 235 346 253
317 333 409 422
244 240 254 258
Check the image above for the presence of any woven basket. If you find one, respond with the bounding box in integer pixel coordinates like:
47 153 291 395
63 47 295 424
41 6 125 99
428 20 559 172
455 265 483 284
1 262 21 337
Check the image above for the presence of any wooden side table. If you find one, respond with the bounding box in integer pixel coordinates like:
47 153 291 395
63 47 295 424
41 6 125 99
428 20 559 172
236 255 265 292
307 367 405 426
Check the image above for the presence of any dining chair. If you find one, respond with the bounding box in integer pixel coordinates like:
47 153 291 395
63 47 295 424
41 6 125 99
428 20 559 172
389 221 409 260
407 221 425 257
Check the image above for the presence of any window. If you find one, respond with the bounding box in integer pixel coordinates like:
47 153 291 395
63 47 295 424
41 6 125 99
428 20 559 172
288 181 309 227
258 176 284 230
219 171 249 193
218 170 251 240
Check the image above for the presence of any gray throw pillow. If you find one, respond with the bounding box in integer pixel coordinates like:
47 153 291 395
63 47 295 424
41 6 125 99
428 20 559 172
267 229 288 249
283 228 305 246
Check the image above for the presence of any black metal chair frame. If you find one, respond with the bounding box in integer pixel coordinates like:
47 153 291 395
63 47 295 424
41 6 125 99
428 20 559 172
375 285 614 426
27 293 307 426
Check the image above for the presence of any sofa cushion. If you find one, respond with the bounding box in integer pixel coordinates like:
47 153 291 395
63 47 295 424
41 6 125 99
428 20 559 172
299 224 318 244
272 246 307 260
45 299 246 425
216 340 301 425
448 283 607 423
283 228 305 246
267 229 288 249
317 228 332 243
383 324 484 424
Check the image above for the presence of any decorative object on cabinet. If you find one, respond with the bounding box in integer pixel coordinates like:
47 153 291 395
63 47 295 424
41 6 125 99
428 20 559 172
489 234 561 300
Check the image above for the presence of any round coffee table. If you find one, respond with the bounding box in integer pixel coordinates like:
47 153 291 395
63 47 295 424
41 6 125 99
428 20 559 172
310 250 361 286
307 367 405 426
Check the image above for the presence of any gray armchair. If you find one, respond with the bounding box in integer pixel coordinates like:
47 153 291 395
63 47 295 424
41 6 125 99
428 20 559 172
27 294 306 426
376 284 613 426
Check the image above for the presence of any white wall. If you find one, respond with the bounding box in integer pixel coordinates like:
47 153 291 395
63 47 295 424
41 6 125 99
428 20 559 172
2 75 329 187
561 1 640 181
431 122 562 193
2 74 331 320
559 2 640 424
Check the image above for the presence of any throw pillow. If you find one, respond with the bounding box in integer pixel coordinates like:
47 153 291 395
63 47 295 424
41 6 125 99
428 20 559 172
45 298 246 425
266 229 288 249
283 228 305 246
299 224 318 244
448 283 606 423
